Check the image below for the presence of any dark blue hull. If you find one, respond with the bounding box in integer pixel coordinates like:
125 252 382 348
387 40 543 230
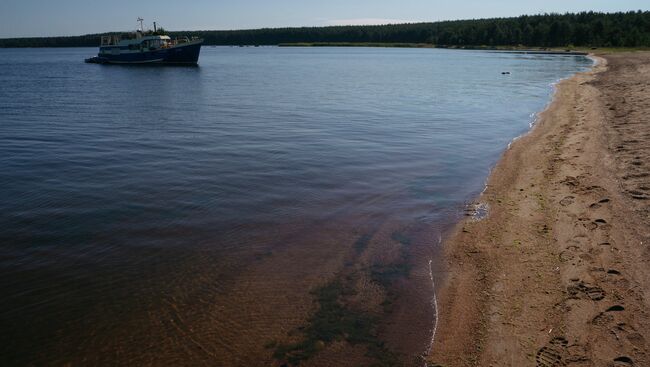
86 41 202 65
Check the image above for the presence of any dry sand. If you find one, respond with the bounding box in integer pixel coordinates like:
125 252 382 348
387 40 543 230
428 52 650 366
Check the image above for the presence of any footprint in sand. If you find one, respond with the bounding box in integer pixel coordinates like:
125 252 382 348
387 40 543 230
559 246 580 262
605 269 631 289
567 280 606 301
611 323 646 349
579 185 607 196
536 337 568 367
560 196 576 206
578 218 599 231
592 304 627 326
628 190 650 200
613 356 635 366
592 312 614 326
594 219 612 231
562 176 581 188
578 218 610 231
588 267 631 289
536 337 589 367
606 305 625 312
589 198 610 209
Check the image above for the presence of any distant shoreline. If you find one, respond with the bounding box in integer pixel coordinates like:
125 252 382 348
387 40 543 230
277 42 590 55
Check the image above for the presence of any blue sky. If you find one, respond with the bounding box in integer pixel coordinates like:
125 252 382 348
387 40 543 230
0 0 648 37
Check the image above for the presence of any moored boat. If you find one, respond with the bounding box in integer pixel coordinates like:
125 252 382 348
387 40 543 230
85 19 202 65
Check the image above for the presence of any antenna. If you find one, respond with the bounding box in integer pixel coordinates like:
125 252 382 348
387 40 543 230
137 17 144 32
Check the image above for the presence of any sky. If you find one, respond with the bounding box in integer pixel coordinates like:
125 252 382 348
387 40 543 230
0 0 648 38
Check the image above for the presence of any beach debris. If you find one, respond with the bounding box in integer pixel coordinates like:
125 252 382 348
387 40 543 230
464 202 489 220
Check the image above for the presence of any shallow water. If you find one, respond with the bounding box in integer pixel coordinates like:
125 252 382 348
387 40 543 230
0 47 591 365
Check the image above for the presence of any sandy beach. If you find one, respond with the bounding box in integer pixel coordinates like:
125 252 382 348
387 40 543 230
428 52 650 366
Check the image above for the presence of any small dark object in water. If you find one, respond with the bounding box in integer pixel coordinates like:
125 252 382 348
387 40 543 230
502 71 511 75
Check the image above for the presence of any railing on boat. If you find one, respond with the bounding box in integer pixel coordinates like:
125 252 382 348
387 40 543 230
100 34 199 47
101 35 122 46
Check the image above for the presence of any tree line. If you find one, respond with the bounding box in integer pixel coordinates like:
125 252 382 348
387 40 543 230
1 11 649 48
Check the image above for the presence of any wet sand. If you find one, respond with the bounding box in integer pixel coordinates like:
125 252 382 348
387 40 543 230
428 52 650 366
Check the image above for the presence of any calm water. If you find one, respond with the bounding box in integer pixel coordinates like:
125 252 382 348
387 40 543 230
0 47 591 365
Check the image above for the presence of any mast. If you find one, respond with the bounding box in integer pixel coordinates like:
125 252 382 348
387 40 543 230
137 17 144 32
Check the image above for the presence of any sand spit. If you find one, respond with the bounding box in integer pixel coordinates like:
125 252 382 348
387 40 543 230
428 52 650 366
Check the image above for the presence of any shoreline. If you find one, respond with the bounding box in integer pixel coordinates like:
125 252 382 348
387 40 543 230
424 59 600 365
278 43 590 55
427 52 650 365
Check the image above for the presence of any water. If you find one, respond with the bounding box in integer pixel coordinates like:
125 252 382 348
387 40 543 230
0 47 591 366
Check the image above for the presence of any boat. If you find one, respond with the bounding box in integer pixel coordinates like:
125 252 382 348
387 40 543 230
85 18 202 65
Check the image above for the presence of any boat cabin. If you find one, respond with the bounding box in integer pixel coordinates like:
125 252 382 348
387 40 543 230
99 33 184 54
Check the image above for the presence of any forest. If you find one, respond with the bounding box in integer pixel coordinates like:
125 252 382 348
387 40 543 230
1 11 649 48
